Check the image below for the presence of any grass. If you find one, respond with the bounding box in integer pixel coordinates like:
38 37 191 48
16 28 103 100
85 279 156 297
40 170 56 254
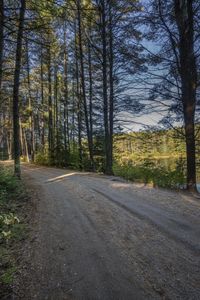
0 266 17 285
0 164 29 298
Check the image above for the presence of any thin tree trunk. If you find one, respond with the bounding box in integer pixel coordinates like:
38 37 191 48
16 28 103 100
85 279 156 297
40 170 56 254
19 118 24 157
75 22 83 169
108 1 114 174
7 133 12 160
77 0 94 169
23 128 29 162
26 39 35 161
72 77 76 150
54 63 59 161
48 46 53 163
63 25 70 157
40 45 45 148
0 0 4 94
13 0 26 178
101 0 112 174
2 109 6 158
77 86 83 170
0 1 4 159
174 0 197 192
7 97 12 160
88 37 95 169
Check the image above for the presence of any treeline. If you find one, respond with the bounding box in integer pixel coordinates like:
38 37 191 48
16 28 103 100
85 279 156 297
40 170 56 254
114 127 200 187
114 129 189 188
0 0 145 174
114 129 186 161
0 0 200 192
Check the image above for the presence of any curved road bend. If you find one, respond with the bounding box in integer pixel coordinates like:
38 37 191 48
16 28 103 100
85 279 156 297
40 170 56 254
21 164 200 300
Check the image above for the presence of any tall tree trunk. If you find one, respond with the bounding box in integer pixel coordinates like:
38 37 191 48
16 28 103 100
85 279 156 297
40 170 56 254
75 23 83 169
0 0 4 160
88 37 94 169
174 0 197 192
48 47 53 163
77 0 94 169
13 0 26 178
0 0 4 94
26 39 35 161
71 76 76 150
63 25 70 157
108 1 114 174
40 45 45 148
101 0 112 174
54 64 59 162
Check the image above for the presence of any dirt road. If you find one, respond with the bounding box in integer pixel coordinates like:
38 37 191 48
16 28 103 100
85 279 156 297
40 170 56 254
18 164 200 300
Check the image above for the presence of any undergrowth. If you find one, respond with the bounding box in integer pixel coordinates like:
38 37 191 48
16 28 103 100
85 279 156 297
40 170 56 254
0 165 28 298
113 158 186 189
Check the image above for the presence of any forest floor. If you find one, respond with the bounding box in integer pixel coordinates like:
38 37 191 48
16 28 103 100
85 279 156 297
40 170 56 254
14 163 200 300
0 161 36 300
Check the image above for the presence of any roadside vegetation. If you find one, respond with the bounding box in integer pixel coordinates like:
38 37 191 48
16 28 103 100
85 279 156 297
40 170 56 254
0 0 199 192
31 127 193 189
113 160 185 189
113 129 188 188
0 165 29 299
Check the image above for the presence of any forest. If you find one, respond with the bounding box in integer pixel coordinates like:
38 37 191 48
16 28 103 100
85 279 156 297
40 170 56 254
113 127 200 188
1 1 200 299
0 0 199 191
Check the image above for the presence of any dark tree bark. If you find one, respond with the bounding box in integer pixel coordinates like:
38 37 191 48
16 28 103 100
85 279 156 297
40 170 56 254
40 45 45 148
0 0 4 93
23 128 29 163
13 0 26 178
101 0 112 175
7 97 12 160
48 47 53 162
26 39 35 161
108 0 114 174
71 76 76 149
54 63 59 161
77 0 94 170
75 21 83 169
174 0 197 192
63 25 70 157
88 37 94 168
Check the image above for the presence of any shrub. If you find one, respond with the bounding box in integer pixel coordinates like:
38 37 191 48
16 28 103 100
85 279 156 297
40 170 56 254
0 165 27 296
0 167 20 202
34 152 49 165
113 158 186 189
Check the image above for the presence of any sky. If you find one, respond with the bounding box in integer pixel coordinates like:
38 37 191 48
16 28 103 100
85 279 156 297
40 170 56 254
117 111 164 132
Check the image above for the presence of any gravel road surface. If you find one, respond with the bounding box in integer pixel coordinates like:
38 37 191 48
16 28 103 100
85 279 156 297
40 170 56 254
18 164 200 300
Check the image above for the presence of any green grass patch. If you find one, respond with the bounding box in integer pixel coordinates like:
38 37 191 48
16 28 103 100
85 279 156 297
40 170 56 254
0 267 17 285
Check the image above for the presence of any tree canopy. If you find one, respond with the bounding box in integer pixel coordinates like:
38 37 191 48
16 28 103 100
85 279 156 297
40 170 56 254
0 0 199 191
